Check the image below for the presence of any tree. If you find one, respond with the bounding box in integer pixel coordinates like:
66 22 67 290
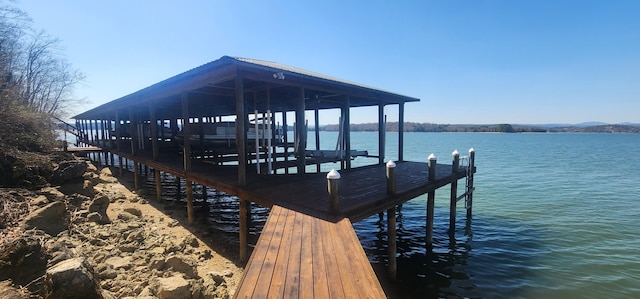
1 1 84 118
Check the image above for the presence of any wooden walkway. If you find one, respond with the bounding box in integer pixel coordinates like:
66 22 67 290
234 205 386 299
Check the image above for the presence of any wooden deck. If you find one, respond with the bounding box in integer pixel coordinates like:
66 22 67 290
234 205 386 299
110 147 469 222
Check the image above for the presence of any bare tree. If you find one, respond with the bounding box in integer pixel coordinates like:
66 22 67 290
1 1 84 117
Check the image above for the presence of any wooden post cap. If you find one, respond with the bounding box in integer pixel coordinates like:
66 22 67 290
386 160 396 168
327 169 341 180
428 153 437 161
452 149 459 157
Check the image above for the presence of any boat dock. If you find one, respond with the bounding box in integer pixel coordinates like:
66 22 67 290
68 56 476 297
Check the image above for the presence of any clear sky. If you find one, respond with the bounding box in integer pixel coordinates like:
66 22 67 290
16 0 640 125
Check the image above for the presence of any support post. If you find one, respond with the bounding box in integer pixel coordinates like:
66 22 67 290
239 197 249 262
386 160 396 194
235 78 247 186
378 104 385 165
181 94 192 172
133 161 139 191
427 153 437 250
387 206 397 280
186 180 194 225
314 108 320 173
155 169 162 202
118 156 123 177
327 169 341 213
343 97 351 170
150 103 159 161
295 87 306 174
466 148 475 220
450 150 460 237
398 102 405 162
129 110 137 156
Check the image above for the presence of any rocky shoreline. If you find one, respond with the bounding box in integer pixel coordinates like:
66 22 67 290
0 157 243 299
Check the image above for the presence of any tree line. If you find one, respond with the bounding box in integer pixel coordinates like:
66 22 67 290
1 1 84 152
319 122 639 133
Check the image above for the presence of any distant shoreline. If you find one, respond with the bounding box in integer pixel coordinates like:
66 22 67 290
315 122 640 133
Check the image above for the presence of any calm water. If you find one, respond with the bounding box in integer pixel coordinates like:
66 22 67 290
111 131 640 298
348 132 640 298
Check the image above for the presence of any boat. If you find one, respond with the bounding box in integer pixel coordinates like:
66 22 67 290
174 121 283 148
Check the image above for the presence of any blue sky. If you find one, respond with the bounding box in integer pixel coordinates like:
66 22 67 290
16 0 640 125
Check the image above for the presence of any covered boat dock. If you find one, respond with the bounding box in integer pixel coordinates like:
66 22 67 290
71 56 476 298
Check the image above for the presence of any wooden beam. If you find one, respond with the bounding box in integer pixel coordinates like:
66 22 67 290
236 77 247 186
378 103 385 165
344 97 351 170
181 93 192 171
149 102 159 161
295 87 306 174
398 102 405 162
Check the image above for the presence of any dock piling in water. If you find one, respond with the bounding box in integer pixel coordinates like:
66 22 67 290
386 160 397 194
427 154 437 250
327 169 341 213
450 150 460 237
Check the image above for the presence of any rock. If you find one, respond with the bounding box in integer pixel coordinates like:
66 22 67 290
164 256 198 279
104 256 132 270
86 162 99 174
39 187 66 201
117 212 136 222
45 257 101 299
155 275 191 299
87 212 103 223
0 281 30 299
99 174 118 184
123 207 142 217
184 235 199 248
32 194 50 206
22 201 67 236
88 195 110 223
100 167 113 176
0 236 48 285
58 181 95 198
50 160 88 185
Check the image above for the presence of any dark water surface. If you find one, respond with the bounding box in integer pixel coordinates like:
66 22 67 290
110 132 639 298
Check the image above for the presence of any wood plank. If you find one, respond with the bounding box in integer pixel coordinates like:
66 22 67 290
266 206 296 298
327 219 361 299
234 206 283 298
318 216 346 299
299 212 314 299
311 217 330 298
337 218 386 298
252 206 287 298
283 211 303 298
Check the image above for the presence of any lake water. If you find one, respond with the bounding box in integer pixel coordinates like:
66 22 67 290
347 132 640 298
121 131 640 298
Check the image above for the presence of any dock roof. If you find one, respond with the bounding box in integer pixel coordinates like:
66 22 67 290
74 55 419 120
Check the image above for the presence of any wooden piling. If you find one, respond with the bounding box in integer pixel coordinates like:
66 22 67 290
155 169 162 201
327 169 341 213
387 206 397 280
133 161 139 191
186 180 194 225
427 153 437 250
450 150 460 237
239 197 249 262
466 148 475 220
386 160 396 194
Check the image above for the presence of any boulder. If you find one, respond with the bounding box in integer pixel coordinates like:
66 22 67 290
39 187 66 201
50 160 88 185
88 195 110 223
45 257 101 299
0 236 48 285
155 275 191 299
22 201 67 236
0 281 30 299
164 256 198 279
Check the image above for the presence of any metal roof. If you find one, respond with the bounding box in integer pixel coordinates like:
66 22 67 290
74 55 419 120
